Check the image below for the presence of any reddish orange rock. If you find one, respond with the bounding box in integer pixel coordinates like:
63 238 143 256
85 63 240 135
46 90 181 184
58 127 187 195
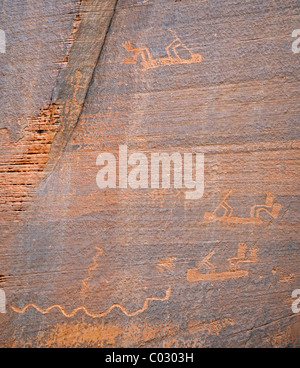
0 0 299 348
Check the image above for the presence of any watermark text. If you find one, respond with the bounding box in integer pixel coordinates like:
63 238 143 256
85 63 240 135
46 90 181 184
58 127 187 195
96 146 204 200
292 29 300 54
0 29 6 54
0 289 6 314
292 289 300 314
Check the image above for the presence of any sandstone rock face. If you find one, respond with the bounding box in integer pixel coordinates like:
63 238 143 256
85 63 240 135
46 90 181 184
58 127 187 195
0 0 299 348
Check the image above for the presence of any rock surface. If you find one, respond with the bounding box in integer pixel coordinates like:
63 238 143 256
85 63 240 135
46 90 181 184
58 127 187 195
0 0 299 348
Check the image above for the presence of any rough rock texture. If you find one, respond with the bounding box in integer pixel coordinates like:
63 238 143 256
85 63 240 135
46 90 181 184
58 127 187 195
0 0 299 348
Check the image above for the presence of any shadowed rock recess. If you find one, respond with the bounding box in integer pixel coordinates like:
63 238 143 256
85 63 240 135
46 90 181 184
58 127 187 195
0 0 299 348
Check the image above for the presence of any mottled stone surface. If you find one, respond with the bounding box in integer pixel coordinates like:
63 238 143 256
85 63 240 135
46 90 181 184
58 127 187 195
0 0 299 348
0 0 79 141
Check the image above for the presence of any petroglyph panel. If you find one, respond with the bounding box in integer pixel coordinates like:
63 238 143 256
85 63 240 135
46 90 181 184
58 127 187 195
0 0 299 348
123 29 203 70
187 244 259 282
204 191 282 225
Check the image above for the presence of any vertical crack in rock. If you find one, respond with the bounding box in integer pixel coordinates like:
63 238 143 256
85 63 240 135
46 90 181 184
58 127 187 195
45 0 120 176
0 0 119 219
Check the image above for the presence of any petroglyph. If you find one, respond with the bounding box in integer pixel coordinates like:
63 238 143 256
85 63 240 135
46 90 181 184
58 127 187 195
157 257 176 273
272 267 296 283
44 0 119 175
11 242 171 319
228 243 259 272
11 243 171 319
64 70 86 119
123 29 202 70
11 288 172 319
187 243 259 282
204 191 282 225
81 247 104 300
